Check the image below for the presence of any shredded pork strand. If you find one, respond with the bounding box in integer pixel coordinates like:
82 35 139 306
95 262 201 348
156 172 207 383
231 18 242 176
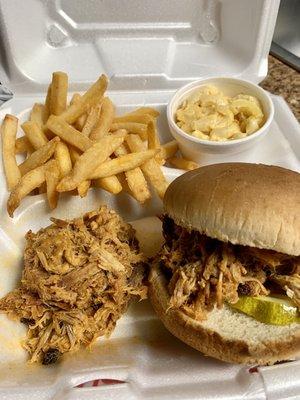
159 215 300 321
0 206 147 364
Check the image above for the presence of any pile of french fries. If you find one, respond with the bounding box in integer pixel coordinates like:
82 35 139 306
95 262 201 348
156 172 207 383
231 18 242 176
1 72 199 217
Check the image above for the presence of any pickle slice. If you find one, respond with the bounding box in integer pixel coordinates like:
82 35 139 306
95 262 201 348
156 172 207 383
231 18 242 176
230 296 300 325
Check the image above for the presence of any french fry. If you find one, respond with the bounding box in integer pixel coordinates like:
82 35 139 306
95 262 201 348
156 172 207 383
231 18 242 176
70 93 81 105
160 140 178 159
18 137 60 176
90 149 158 179
168 157 199 171
116 172 131 194
93 174 122 194
44 84 52 121
1 114 21 190
56 132 126 192
50 71 68 116
30 103 46 126
114 144 150 203
42 85 55 139
68 145 81 164
77 180 91 198
147 119 163 164
55 141 72 177
110 122 147 141
70 94 88 131
113 114 153 124
118 107 159 118
60 75 108 124
89 97 115 140
45 160 60 209
67 145 90 195
21 121 48 150
46 115 93 151
7 164 46 217
15 136 34 154
81 105 101 137
126 134 168 199
147 120 160 150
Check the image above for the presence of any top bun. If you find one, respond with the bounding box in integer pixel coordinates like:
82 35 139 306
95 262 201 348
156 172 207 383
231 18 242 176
164 163 300 256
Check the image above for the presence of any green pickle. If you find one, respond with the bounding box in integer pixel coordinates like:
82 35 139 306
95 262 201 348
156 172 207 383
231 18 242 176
230 296 300 325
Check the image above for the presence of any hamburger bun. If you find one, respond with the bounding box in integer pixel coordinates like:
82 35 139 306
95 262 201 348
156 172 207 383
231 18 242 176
164 163 300 256
149 163 300 364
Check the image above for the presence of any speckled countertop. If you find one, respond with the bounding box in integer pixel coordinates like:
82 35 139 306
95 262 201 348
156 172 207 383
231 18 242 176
260 55 299 121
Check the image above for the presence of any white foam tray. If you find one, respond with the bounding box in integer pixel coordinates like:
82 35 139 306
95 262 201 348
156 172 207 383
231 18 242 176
0 0 280 93
0 93 299 400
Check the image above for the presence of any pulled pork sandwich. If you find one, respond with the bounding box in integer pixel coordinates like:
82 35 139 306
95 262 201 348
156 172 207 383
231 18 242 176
0 206 147 364
149 163 300 365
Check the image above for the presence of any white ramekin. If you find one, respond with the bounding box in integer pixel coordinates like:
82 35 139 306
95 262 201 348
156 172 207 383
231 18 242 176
167 77 274 165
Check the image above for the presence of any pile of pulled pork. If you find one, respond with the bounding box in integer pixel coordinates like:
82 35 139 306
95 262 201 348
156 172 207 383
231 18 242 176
0 206 147 364
159 216 300 320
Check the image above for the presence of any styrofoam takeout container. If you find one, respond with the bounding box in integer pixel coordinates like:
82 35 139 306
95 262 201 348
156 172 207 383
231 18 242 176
0 0 299 399
167 77 275 164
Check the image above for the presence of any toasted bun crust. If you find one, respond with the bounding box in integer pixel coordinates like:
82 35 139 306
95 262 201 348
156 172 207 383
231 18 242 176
149 263 300 365
164 163 300 256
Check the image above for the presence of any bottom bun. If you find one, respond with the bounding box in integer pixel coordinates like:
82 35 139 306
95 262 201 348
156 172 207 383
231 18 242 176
149 263 300 365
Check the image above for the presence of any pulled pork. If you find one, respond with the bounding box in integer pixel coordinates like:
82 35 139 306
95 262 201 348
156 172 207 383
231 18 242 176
0 206 147 364
159 215 300 321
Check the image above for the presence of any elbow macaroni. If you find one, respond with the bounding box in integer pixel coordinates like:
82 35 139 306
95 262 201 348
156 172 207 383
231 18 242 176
176 86 264 141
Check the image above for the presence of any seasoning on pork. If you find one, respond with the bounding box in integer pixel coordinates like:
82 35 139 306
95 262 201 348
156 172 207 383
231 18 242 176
0 206 147 363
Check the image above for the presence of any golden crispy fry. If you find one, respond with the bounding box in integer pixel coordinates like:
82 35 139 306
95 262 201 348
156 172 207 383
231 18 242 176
55 141 72 177
15 136 34 155
70 93 88 131
42 87 55 139
77 180 91 198
82 105 101 136
30 103 46 126
68 146 81 164
90 149 158 179
89 97 115 140
67 145 91 196
113 114 153 124
168 157 199 171
70 93 81 105
119 107 159 118
93 173 122 194
147 120 160 150
1 114 21 190
42 126 55 140
116 172 131 193
56 132 126 192
44 84 52 122
21 121 48 150
60 75 108 124
110 122 147 141
19 137 60 176
7 164 46 217
46 115 93 151
45 160 60 209
160 140 178 159
126 134 168 199
50 71 68 116
75 115 88 131
147 119 163 164
114 144 150 203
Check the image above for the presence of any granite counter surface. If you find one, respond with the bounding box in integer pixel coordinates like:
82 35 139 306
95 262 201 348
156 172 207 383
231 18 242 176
261 55 299 121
